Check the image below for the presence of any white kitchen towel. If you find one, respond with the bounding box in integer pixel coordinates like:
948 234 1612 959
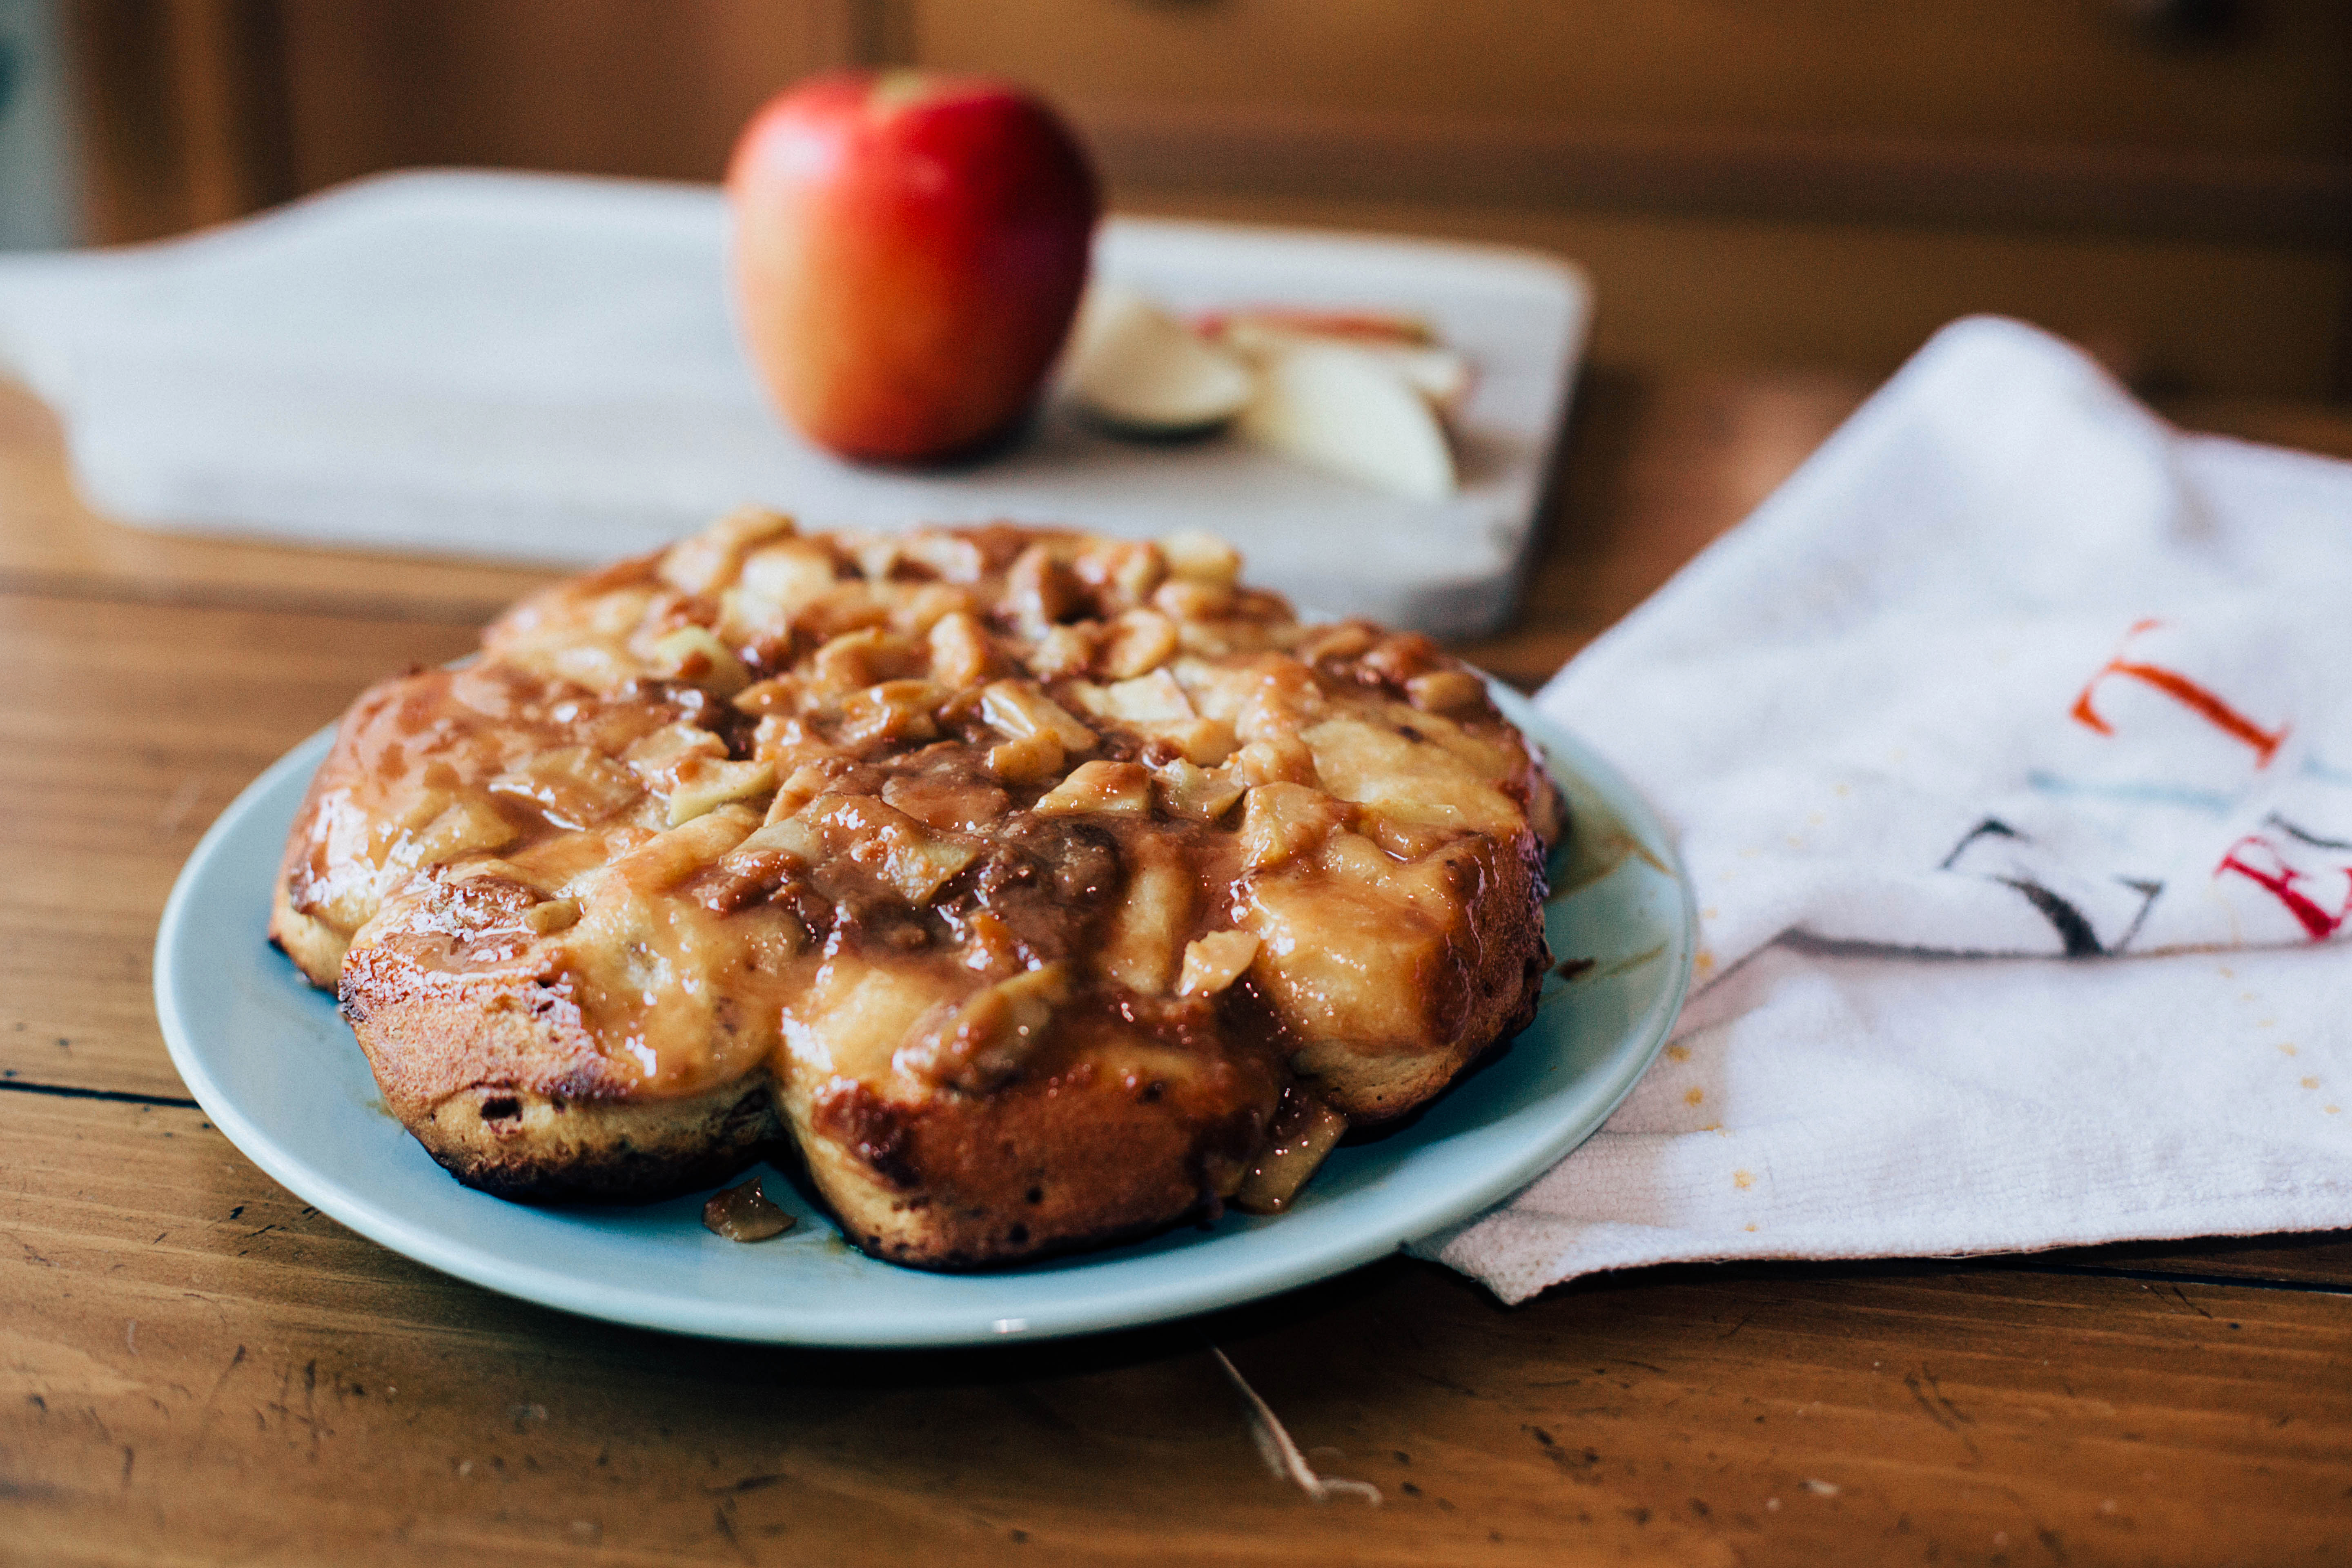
1424 317 2352 1302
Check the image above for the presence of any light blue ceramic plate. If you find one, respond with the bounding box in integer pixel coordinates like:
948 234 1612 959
155 686 1693 1346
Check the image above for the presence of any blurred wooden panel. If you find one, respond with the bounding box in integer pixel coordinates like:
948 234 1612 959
67 0 298 241
907 0 2351 159
1072 102 2352 247
1127 189 2352 400
271 0 864 190
57 0 2352 395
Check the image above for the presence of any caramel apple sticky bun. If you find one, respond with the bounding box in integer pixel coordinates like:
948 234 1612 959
272 510 1561 1267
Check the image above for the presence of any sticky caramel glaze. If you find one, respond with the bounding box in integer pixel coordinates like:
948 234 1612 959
273 660 700 984
274 513 1561 1254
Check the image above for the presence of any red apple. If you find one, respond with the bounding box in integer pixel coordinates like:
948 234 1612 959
726 71 1100 464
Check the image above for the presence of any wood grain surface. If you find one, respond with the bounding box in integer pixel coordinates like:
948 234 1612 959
4 371 2350 1566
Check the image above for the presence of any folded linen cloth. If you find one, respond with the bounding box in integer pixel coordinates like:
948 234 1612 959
1424 317 2352 1302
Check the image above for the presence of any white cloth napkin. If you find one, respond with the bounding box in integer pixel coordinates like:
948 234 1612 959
1425 317 2352 1303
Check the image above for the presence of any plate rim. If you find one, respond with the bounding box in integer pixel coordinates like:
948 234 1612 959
153 685 1695 1346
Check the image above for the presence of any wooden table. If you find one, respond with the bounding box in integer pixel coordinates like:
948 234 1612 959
6 369 2350 1566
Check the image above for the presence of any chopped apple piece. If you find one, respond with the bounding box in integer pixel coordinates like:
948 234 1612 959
1066 283 1255 435
732 673 804 719
1177 931 1260 997
1152 717 1239 767
1316 827 1396 885
1362 814 1454 861
1239 782 1347 870
1301 715 1521 835
1231 735 1316 787
1073 538 1167 610
1296 621 1376 664
604 804 761 893
1024 623 1100 679
1098 608 1180 679
869 816 981 905
1237 341 1456 500
822 793 980 904
781 961 963 1083
1097 668 1195 725
927 611 998 687
808 626 920 693
1217 316 1471 412
985 731 1065 785
889 530 988 583
627 727 766 828
401 794 520 869
1005 543 1083 637
1032 760 1152 816
659 506 794 595
850 536 902 581
665 757 777 826
646 625 751 697
886 582 974 638
1152 577 1233 622
737 538 842 614
894 964 1070 1090
1231 1087 1349 1215
726 813 822 868
764 757 854 823
1405 669 1487 714
625 720 727 777
1158 529 1241 588
1153 758 1246 823
1242 871 1452 1056
883 772 1010 833
702 1177 794 1242
837 678 943 747
750 793 980 905
542 641 633 695
980 679 1097 750
1098 835 1192 995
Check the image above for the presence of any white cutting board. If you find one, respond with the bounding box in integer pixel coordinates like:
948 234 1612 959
0 170 1588 635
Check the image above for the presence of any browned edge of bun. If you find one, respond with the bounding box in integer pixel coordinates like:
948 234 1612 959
337 938 781 1205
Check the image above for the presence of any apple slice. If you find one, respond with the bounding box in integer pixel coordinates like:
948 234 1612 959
1065 283 1255 437
1236 341 1457 500
1196 307 1434 345
1214 310 1468 411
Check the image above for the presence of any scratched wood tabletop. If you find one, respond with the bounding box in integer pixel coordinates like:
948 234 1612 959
5 364 2351 1568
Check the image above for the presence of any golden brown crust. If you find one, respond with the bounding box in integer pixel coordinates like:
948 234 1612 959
794 999 1281 1268
274 511 1560 1262
1273 829 1552 1122
408 1076 784 1205
334 878 782 1203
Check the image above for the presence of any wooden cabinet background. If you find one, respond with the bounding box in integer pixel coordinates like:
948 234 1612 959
916 0 2347 156
62 0 2352 398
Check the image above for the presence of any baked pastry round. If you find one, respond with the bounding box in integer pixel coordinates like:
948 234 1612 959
272 511 1562 1267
